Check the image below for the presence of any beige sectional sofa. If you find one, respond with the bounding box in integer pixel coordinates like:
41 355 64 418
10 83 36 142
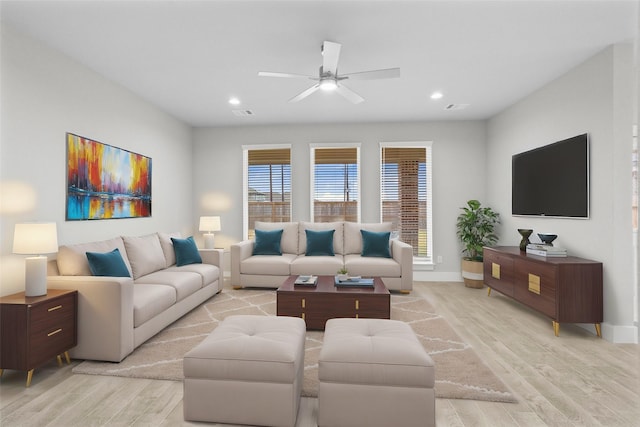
47 232 222 362
231 221 413 292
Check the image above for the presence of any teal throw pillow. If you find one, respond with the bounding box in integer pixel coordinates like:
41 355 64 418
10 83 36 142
305 229 335 256
171 236 202 266
253 229 284 255
361 229 391 258
86 248 131 277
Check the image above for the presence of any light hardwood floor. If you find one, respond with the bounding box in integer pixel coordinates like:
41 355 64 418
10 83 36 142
1 281 638 426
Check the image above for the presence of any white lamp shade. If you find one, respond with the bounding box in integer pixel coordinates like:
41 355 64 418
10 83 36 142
199 216 221 233
13 222 57 297
13 222 58 254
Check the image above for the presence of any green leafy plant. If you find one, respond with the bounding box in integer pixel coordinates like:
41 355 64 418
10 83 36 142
337 267 348 275
456 199 500 261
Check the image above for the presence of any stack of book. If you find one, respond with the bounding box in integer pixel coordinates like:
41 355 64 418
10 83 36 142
294 275 318 286
526 244 567 257
334 276 374 287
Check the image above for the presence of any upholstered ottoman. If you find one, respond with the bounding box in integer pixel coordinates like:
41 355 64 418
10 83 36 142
318 318 435 427
183 315 306 427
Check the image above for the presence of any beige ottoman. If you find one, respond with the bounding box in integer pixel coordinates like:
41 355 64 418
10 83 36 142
318 318 435 427
183 315 306 427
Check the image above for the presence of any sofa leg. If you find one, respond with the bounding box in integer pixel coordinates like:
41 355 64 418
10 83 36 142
399 290 411 294
232 286 242 290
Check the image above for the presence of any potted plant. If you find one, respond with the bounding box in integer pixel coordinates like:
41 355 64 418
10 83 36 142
456 199 500 288
337 267 349 281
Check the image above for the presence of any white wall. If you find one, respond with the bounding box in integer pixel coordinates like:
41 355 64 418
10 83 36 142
192 121 487 281
487 44 637 343
0 26 194 296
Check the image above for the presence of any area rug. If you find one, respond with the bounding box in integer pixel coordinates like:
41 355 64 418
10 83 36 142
73 288 516 403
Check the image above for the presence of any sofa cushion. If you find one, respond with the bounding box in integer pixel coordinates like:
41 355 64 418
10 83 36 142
133 284 177 328
343 254 402 277
299 222 344 255
57 237 132 276
344 222 392 255
361 230 392 258
305 229 335 256
165 263 220 286
158 231 181 267
253 229 283 255
291 255 344 276
135 270 203 301
255 221 298 254
86 248 131 277
241 253 297 276
172 236 203 266
123 234 167 279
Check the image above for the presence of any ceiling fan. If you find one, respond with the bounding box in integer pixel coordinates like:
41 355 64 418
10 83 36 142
258 41 400 104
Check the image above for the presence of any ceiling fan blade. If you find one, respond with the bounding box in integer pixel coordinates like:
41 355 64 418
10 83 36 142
321 41 341 75
288 84 321 103
342 67 401 80
258 71 314 79
335 84 364 104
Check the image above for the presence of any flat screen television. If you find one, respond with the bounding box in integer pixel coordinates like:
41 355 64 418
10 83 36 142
512 133 589 218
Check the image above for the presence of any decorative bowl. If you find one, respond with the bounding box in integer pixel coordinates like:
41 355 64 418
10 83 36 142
537 233 558 245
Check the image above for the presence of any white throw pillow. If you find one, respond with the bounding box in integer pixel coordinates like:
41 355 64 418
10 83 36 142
122 234 166 279
298 221 344 255
158 231 181 267
57 237 132 276
344 222 392 255
254 221 298 254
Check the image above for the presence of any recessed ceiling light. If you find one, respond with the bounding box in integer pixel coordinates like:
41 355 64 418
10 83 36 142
228 97 241 105
430 92 443 100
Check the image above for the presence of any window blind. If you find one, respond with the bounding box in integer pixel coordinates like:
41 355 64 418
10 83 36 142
312 147 359 222
381 146 431 259
246 148 291 238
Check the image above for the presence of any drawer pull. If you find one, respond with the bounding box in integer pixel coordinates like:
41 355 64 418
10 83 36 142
528 274 541 295
301 298 305 309
301 313 305 320
355 300 359 310
491 263 501 279
47 328 63 337
48 305 63 312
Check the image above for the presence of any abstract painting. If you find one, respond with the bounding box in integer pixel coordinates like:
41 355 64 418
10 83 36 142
66 133 152 220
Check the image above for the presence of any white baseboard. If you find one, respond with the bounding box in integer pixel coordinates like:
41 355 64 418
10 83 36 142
599 323 638 343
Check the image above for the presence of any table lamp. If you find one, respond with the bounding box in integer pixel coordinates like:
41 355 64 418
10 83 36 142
199 216 221 249
13 222 58 297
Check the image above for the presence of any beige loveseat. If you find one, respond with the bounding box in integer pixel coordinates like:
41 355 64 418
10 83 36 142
231 221 413 292
47 232 222 362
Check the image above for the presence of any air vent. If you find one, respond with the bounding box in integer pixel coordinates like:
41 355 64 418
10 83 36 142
232 109 255 117
444 103 469 110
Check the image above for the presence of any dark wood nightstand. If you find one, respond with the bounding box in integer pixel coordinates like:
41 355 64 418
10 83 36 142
0 289 78 386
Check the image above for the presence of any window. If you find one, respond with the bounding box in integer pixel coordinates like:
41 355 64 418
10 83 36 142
380 143 433 263
311 145 360 222
243 145 291 239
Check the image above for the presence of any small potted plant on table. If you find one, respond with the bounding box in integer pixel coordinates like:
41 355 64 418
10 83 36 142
456 199 500 288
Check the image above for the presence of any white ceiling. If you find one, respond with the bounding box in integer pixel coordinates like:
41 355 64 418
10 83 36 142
1 0 637 127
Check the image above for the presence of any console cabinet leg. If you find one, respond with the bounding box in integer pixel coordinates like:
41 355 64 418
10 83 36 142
487 287 492 296
552 321 560 337
595 323 602 338
26 369 34 387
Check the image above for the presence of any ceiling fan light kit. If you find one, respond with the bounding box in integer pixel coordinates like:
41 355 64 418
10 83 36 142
319 79 337 91
258 40 400 103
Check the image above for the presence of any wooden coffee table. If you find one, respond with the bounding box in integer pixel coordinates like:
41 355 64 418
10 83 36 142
276 275 390 330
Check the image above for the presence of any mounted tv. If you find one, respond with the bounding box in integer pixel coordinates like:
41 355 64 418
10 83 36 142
512 133 589 218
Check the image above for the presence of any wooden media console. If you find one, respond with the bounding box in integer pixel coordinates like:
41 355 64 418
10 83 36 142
483 246 603 337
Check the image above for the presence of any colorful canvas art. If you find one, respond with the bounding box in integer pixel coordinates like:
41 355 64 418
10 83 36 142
66 133 152 220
